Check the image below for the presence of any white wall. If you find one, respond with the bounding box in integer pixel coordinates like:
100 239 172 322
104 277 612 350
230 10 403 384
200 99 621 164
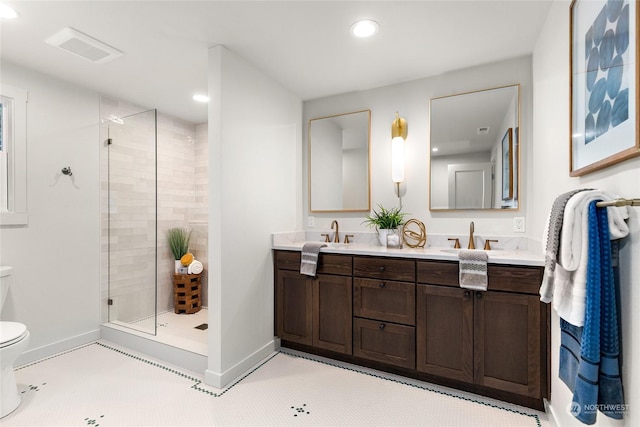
0 61 101 364
303 56 533 239
533 1 640 426
206 45 302 387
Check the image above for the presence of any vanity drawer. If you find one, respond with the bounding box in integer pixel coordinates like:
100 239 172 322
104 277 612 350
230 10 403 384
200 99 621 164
417 260 543 295
487 265 543 295
353 317 416 369
275 250 352 276
353 256 415 282
417 261 458 286
354 278 415 325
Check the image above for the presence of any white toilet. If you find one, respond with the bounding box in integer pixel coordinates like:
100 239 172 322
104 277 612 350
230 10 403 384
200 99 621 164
0 266 30 418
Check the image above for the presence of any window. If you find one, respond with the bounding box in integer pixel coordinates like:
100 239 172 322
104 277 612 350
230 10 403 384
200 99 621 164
0 84 27 226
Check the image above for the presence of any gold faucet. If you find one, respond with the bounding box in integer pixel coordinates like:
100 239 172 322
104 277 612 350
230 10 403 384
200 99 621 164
468 221 475 249
331 220 340 243
484 239 498 250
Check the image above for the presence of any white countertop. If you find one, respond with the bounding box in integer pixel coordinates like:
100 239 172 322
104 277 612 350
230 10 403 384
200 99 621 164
272 240 545 267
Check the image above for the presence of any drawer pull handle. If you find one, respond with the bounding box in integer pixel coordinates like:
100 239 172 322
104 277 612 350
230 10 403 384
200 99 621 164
379 323 386 330
379 266 386 272
378 282 386 288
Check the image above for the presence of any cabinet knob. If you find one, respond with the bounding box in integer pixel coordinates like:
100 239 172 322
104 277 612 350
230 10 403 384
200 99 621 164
378 282 386 288
379 266 386 272
476 292 483 299
379 323 386 330
464 290 471 298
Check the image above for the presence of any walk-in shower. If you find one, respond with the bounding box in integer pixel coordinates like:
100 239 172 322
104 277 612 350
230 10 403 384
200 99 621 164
99 96 209 370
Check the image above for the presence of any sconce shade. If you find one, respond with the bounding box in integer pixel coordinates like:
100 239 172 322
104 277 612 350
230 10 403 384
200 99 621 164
391 136 405 183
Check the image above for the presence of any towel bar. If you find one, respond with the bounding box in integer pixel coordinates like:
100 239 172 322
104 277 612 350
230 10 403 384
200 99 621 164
596 198 640 207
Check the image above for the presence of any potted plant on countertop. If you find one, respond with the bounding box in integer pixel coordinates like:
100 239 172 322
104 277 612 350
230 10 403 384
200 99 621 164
167 227 192 273
363 204 408 246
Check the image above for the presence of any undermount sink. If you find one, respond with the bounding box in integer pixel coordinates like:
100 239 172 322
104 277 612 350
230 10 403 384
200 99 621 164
440 248 505 256
440 248 461 254
325 242 347 249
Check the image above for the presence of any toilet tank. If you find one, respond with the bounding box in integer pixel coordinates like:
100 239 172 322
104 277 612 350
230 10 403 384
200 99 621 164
0 265 12 312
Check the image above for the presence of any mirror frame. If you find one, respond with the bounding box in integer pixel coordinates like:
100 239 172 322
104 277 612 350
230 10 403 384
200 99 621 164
308 109 371 213
429 84 521 211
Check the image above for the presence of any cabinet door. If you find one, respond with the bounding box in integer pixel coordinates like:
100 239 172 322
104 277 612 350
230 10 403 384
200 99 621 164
416 285 473 383
275 270 312 346
474 291 541 398
313 274 353 354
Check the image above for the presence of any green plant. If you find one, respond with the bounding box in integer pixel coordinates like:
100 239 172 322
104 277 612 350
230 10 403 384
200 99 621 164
362 204 407 230
167 227 192 260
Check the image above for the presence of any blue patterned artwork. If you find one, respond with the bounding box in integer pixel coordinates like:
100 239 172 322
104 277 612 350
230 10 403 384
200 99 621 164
584 0 629 144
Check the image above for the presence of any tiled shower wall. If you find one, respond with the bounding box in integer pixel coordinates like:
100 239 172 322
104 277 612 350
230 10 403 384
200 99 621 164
100 96 208 324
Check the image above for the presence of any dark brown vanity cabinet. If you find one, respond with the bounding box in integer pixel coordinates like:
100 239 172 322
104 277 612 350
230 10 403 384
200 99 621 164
416 261 548 402
274 251 353 355
274 250 549 410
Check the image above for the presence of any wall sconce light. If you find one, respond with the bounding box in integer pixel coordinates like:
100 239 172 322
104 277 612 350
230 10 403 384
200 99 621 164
391 112 407 202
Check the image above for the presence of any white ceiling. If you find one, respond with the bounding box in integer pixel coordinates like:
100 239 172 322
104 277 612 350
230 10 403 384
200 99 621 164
0 1 552 125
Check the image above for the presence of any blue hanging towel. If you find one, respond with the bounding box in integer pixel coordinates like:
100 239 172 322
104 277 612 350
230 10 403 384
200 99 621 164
559 201 624 424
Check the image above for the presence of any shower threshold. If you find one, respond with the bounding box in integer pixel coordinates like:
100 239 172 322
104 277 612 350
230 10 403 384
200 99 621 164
101 308 208 373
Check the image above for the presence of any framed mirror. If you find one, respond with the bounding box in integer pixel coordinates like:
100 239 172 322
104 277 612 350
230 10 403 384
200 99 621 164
309 110 371 212
429 84 520 211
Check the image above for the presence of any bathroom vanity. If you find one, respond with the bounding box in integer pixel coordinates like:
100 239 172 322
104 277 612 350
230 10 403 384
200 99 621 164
273 245 549 411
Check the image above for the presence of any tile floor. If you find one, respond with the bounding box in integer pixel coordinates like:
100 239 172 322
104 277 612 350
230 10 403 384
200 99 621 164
2 338 552 426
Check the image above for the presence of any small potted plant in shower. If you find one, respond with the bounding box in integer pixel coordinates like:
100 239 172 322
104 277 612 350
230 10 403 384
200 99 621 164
363 204 407 246
167 227 191 273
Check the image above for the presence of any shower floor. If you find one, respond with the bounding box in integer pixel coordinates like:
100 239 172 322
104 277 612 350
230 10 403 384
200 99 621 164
108 308 208 356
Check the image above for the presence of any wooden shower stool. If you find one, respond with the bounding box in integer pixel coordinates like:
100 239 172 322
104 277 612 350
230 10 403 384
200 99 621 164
172 272 202 314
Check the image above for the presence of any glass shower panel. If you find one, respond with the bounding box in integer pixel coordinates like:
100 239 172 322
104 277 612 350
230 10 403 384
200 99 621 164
107 109 157 335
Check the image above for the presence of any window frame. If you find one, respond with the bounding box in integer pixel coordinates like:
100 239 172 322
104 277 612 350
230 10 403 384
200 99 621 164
0 84 28 226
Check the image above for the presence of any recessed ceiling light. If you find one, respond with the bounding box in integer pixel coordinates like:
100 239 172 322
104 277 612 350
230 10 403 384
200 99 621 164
0 3 18 19
350 20 379 38
192 94 209 103
432 147 439 152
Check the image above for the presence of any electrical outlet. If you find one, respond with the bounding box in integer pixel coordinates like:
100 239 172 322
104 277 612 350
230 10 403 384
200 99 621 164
513 217 525 233
307 216 315 228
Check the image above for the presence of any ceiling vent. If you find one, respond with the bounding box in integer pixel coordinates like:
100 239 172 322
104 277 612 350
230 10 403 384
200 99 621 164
45 27 123 64
477 126 490 135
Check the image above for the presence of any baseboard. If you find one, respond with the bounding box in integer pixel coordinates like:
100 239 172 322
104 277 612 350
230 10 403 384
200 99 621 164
543 399 559 426
205 339 276 388
16 329 101 367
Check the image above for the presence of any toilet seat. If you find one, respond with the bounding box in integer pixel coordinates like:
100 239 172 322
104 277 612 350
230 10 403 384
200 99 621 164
0 322 28 348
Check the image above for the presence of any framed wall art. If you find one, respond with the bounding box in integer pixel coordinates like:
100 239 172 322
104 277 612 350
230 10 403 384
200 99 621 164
570 0 640 176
